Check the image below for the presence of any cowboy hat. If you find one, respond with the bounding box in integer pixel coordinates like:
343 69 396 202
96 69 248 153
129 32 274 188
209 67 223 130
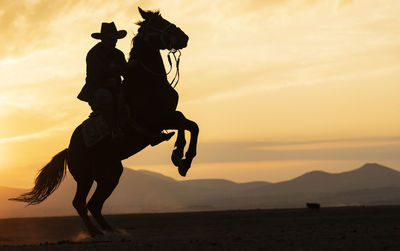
91 22 127 40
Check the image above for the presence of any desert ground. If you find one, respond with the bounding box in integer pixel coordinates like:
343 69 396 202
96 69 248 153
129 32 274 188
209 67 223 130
1 206 400 250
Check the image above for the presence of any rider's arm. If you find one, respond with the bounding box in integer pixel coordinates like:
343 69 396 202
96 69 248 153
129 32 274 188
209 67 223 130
86 49 127 87
109 50 128 78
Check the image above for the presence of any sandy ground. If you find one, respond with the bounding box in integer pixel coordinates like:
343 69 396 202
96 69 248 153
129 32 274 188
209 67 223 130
1 206 400 250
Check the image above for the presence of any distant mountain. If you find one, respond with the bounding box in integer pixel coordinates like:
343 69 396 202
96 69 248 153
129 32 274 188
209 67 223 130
250 163 400 195
1 163 400 218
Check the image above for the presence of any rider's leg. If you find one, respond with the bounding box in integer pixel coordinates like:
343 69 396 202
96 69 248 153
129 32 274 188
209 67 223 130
150 131 175 146
89 89 125 139
89 88 114 128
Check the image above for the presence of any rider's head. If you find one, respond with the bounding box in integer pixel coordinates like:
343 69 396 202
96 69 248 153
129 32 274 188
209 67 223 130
91 22 127 48
101 36 118 49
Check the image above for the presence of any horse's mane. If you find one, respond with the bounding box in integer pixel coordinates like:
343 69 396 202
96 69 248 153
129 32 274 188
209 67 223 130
128 35 140 63
129 10 161 63
135 10 161 26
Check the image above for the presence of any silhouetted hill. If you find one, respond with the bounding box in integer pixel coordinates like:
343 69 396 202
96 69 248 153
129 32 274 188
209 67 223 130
1 163 400 218
181 179 270 192
251 163 400 195
136 169 176 182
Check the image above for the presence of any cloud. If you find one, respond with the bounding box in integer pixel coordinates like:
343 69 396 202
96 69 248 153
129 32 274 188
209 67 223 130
0 0 146 58
337 0 355 8
0 0 79 57
124 136 400 166
0 74 89 142
0 75 84 111
0 107 64 138
211 0 321 16
255 138 400 151
182 62 400 105
2 0 400 182
0 125 68 145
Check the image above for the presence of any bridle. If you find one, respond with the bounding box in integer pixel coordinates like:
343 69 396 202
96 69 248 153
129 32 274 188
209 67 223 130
139 20 182 88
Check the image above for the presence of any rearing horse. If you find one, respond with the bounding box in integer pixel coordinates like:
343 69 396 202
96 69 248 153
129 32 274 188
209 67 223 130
125 8 198 171
10 8 199 237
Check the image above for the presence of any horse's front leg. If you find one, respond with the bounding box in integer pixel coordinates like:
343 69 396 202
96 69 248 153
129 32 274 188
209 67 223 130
162 111 187 169
162 111 198 177
179 118 199 176
171 128 186 167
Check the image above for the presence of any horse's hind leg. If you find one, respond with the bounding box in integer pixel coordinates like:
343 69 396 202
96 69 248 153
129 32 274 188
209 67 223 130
87 180 119 231
72 178 102 236
87 162 123 232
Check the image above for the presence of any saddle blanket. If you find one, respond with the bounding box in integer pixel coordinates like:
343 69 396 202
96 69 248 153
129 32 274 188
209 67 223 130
81 114 110 147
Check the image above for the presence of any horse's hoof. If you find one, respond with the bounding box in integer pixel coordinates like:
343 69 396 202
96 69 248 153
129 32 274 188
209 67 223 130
104 228 115 235
178 166 188 177
178 159 191 177
171 150 183 167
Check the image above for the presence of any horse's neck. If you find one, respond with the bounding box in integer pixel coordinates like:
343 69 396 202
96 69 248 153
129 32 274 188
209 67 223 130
131 37 166 76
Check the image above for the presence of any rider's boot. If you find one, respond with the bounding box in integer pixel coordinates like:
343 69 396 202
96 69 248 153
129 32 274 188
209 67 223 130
111 125 124 142
102 108 124 143
150 132 175 146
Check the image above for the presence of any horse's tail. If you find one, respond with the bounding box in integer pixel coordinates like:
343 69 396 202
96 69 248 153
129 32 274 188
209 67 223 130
9 149 68 205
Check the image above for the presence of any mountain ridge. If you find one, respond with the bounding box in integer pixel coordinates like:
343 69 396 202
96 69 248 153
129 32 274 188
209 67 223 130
1 163 399 218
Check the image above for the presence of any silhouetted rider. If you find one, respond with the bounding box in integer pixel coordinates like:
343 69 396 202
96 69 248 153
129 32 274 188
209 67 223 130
78 22 173 145
78 22 126 133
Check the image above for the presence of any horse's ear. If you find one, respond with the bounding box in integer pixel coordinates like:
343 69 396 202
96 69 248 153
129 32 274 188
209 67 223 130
138 7 151 20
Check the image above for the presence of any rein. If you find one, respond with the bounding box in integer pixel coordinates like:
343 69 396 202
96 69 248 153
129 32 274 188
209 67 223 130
167 49 181 88
138 21 182 88
139 49 181 88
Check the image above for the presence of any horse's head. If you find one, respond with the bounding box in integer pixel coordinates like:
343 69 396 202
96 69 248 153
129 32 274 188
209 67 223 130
136 7 189 50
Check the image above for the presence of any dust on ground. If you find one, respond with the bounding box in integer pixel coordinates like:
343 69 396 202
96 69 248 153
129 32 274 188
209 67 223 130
1 206 400 250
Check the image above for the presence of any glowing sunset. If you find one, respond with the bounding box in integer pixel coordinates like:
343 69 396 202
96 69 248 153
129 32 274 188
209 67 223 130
1 0 399 188
1 1 400 249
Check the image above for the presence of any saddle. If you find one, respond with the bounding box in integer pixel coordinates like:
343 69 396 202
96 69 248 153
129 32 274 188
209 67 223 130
81 112 175 148
81 113 110 147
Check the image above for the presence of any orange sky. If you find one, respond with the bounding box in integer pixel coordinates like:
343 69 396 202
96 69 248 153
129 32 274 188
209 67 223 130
1 0 400 187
